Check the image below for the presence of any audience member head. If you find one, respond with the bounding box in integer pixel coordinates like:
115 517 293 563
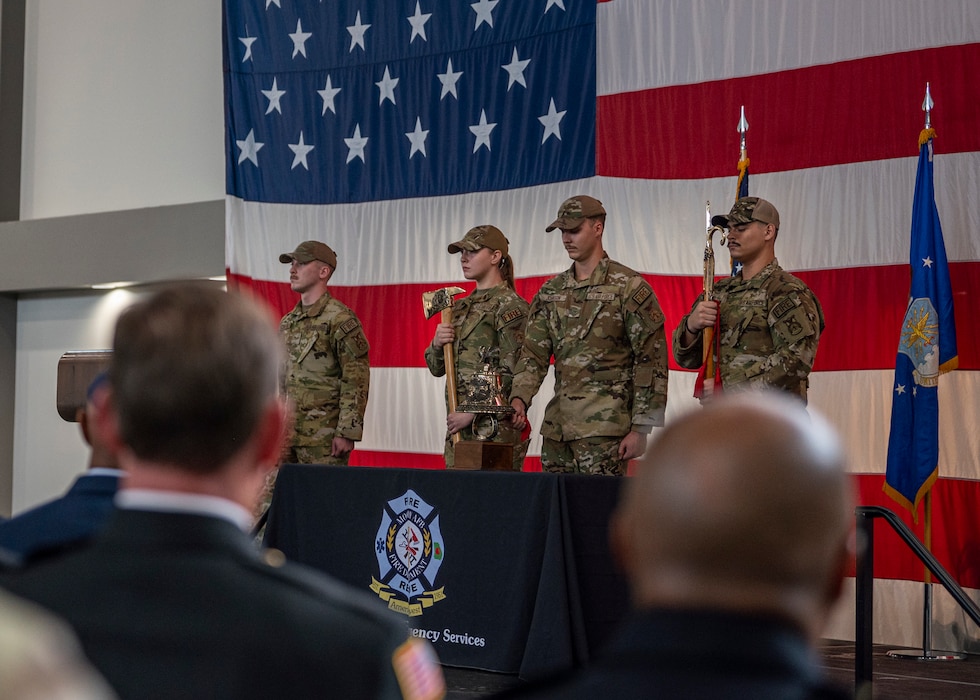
76 372 118 471
102 284 286 494
0 589 117 699
611 392 853 641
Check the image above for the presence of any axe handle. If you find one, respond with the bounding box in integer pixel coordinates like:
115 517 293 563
441 308 461 444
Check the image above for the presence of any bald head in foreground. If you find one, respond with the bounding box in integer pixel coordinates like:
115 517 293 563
498 392 854 699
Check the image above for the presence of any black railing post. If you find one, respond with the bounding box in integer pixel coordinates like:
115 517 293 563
855 508 875 692
852 505 980 698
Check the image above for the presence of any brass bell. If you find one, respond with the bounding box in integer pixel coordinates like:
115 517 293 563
456 364 515 440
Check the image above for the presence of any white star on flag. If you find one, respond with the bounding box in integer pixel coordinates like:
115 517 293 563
471 0 498 30
239 35 256 62
289 19 312 59
502 48 531 90
376 66 399 106
345 124 368 163
922 256 934 267
407 2 432 43
538 98 566 143
406 117 429 158
545 0 566 11
317 75 341 115
288 131 315 170
265 0 280 8
469 109 496 153
236 129 264 166
348 11 370 52
437 58 463 100
261 78 286 115
896 384 906 395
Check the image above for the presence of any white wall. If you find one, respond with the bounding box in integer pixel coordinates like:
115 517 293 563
11 0 225 511
20 0 224 219
11 290 147 513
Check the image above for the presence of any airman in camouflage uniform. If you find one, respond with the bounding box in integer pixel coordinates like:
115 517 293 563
426 226 530 469
278 241 370 465
674 197 824 403
510 196 669 476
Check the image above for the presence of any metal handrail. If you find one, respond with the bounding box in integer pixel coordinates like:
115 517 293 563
854 506 980 693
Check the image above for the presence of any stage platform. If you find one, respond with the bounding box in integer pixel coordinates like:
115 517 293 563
444 640 980 699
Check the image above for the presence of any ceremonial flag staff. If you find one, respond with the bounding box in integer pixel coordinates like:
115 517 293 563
731 106 750 276
695 105 747 398
736 105 750 199
884 83 962 662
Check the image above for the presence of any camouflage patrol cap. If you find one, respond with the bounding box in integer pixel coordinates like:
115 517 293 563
448 225 509 255
711 197 780 230
545 195 606 232
279 240 338 269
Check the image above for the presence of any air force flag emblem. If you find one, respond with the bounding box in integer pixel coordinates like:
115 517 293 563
898 297 940 387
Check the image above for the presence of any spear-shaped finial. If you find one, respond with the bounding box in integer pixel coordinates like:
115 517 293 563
922 83 934 129
738 105 749 157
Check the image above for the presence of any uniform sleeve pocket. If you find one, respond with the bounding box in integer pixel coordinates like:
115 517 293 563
634 367 654 387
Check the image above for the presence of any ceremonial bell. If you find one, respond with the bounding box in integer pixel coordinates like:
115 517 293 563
456 364 515 441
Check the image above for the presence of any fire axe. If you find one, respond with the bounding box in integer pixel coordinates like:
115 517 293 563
422 286 466 444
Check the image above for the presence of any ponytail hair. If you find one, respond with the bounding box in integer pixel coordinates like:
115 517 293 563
499 253 516 290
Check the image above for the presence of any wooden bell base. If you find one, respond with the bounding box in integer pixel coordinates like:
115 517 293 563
451 440 514 471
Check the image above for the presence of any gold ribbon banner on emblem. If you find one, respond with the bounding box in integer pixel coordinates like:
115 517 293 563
370 578 447 617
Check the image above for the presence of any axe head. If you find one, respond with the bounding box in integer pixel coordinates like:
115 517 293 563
422 286 466 319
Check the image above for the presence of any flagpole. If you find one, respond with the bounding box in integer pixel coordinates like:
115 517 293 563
922 83 935 652
923 491 933 653
736 106 749 200
886 83 963 662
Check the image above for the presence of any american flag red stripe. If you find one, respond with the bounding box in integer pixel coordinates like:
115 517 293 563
231 262 980 371
597 43 980 179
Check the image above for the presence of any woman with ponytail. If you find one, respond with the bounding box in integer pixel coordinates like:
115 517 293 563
424 225 530 470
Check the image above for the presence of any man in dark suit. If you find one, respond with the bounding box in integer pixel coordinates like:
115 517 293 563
1 284 444 700
0 372 123 560
496 392 854 699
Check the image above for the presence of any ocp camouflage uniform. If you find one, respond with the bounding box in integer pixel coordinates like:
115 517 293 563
425 283 530 470
673 259 824 403
511 256 669 476
280 291 370 463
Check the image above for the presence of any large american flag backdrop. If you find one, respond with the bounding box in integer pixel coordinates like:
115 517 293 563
224 1 980 646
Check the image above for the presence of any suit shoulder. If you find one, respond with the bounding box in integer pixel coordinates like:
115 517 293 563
245 555 404 635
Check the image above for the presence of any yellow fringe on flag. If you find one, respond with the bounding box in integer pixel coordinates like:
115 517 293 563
735 158 750 199
918 127 936 147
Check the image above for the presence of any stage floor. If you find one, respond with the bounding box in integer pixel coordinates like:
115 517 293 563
444 639 980 699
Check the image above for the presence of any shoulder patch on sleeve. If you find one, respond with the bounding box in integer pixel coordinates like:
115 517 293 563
339 318 360 335
392 638 446 700
771 295 799 320
499 307 525 326
631 286 652 306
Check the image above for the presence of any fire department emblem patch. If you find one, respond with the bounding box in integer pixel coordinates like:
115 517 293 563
370 489 446 616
